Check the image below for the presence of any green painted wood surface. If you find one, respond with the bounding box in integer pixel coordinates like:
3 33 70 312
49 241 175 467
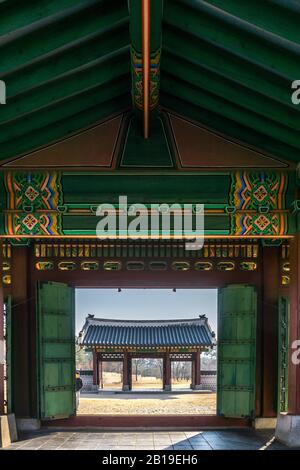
120 113 174 167
0 0 97 37
37 282 75 420
205 0 300 44
0 0 131 161
62 174 230 204
0 49 130 125
162 0 300 164
62 215 229 235
1 0 299 164
278 296 289 413
217 285 257 418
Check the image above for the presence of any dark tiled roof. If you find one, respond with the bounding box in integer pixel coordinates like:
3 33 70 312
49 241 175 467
80 316 214 348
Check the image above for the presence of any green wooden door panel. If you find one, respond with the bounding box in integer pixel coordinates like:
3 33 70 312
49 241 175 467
217 285 257 418
37 282 75 420
278 296 289 413
5 296 12 414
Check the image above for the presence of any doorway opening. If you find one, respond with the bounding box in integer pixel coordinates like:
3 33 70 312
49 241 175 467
75 288 218 416
36 282 257 423
131 358 163 391
171 362 192 390
99 362 123 391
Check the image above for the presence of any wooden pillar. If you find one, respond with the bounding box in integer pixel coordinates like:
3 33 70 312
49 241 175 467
0 242 4 415
128 356 132 390
92 350 98 386
11 246 31 417
276 232 300 446
191 359 195 389
193 350 201 390
260 245 280 417
123 350 130 391
288 233 300 415
98 358 103 389
164 350 171 391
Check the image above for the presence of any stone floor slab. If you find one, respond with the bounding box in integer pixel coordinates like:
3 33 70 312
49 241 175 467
3 428 296 451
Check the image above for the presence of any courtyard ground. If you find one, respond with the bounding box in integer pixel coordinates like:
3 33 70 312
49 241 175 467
4 429 292 450
77 391 216 415
96 373 197 390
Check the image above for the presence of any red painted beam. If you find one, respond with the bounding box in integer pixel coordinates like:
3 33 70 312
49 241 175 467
142 0 150 139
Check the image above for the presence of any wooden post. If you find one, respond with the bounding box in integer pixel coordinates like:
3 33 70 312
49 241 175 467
99 358 103 389
92 350 98 386
128 356 132 391
164 350 171 391
288 233 300 415
260 245 280 417
123 350 130 391
190 358 195 389
0 241 4 414
10 246 30 417
276 232 300 446
193 350 201 390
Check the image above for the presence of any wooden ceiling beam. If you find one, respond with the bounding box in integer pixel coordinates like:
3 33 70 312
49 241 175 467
142 0 151 139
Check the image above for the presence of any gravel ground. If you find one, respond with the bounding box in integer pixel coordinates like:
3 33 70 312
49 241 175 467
77 392 216 415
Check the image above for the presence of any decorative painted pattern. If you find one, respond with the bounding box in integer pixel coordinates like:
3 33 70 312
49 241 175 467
5 172 63 236
6 172 62 210
229 171 288 236
232 213 287 236
230 171 287 210
1 170 291 238
131 47 161 110
6 212 62 236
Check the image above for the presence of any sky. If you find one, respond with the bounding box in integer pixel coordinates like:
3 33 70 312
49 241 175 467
75 288 218 335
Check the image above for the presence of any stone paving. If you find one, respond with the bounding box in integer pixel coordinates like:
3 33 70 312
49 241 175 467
4 428 293 450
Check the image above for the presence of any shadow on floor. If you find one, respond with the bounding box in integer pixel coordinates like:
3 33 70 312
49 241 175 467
4 428 295 451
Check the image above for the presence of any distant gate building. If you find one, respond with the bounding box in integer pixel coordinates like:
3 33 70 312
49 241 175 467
79 315 215 391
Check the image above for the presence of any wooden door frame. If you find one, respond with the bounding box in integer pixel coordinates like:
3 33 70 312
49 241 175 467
4 241 285 426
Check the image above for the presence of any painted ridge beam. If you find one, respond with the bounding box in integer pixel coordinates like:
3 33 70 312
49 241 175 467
142 0 151 139
129 0 163 134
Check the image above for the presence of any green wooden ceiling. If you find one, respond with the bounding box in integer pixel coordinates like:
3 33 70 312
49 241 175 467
0 0 131 162
0 0 299 166
161 0 300 165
